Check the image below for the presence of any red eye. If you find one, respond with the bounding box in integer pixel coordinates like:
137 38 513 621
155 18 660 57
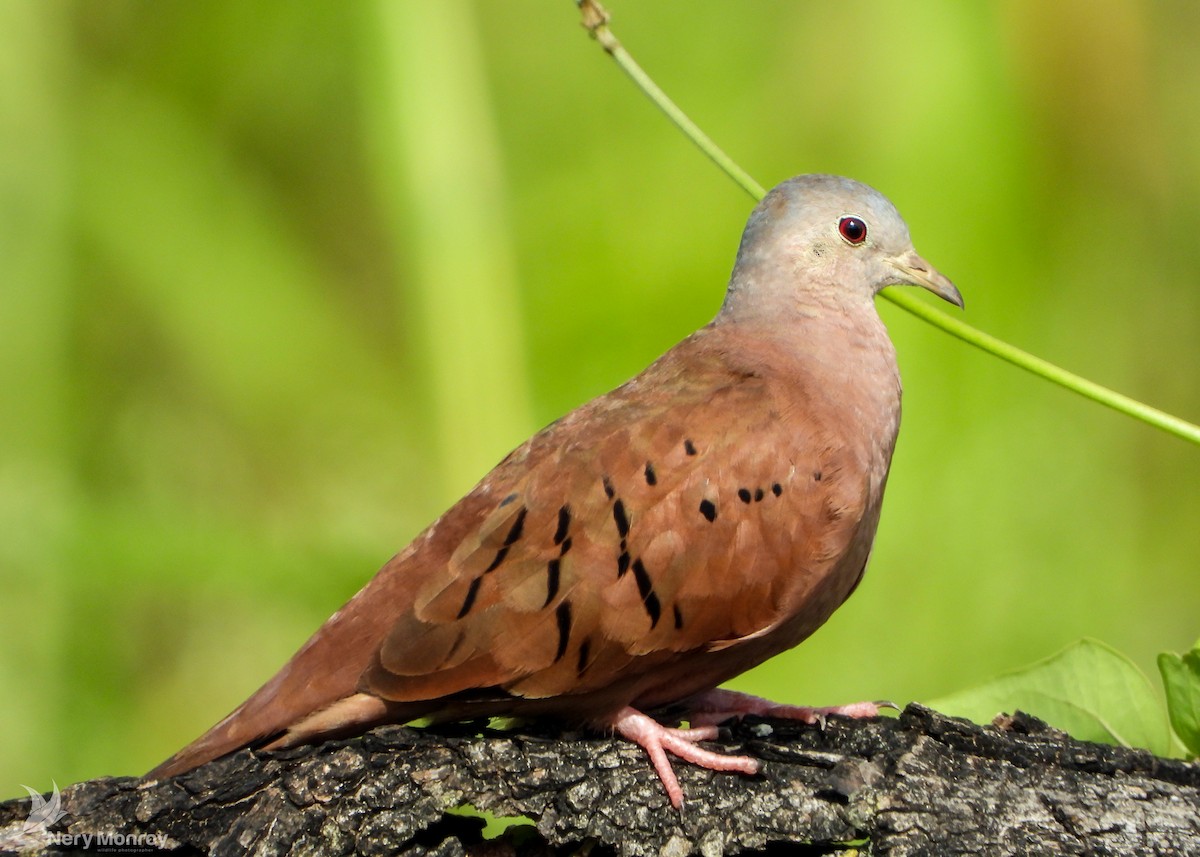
838 216 868 245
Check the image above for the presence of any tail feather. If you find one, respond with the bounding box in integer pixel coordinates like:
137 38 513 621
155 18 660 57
147 689 417 780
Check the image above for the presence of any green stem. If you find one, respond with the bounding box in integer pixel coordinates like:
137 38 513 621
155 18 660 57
576 0 1200 447
577 0 764 202
884 289 1200 444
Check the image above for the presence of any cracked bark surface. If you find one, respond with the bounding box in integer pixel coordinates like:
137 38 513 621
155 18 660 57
2 705 1198 856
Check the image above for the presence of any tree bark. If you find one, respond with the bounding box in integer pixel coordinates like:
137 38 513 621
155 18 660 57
2 705 1197 856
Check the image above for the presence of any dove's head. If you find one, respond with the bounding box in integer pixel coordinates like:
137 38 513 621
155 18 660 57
720 174 962 321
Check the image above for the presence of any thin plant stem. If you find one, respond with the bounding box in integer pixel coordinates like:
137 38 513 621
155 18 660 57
885 289 1200 443
577 0 764 202
576 0 1200 447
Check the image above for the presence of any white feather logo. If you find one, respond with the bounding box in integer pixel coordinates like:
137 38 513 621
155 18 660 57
21 781 66 832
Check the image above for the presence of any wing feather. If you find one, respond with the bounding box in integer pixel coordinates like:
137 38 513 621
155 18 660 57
360 330 872 711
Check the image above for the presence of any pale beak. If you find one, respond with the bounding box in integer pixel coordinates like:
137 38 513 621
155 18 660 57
889 250 964 309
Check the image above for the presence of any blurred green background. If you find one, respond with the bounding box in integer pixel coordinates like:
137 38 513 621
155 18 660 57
3 1 1198 793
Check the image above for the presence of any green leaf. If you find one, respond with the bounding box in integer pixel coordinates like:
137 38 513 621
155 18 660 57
446 804 535 839
926 639 1171 756
1158 639 1200 757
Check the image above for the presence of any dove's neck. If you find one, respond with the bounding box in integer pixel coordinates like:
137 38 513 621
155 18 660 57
717 264 895 358
713 297 900 408
712 274 902 479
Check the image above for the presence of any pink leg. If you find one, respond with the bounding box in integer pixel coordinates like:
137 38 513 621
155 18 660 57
611 706 761 809
685 688 889 728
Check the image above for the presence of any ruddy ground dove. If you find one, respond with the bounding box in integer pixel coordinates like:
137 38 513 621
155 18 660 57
149 174 962 807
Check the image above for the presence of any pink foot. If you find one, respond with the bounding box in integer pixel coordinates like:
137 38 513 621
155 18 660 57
611 706 761 809
685 688 890 728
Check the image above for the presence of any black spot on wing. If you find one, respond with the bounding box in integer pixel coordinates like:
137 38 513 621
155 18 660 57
644 462 657 486
554 602 572 662
481 505 528 574
613 500 630 538
553 505 571 545
503 507 527 546
576 637 592 676
738 488 752 504
484 546 510 573
631 558 661 628
544 558 561 607
684 439 697 456
644 592 662 629
631 559 651 597
699 499 717 522
457 577 482 618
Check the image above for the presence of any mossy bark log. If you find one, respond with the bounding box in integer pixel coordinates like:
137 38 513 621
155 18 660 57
2 705 1198 856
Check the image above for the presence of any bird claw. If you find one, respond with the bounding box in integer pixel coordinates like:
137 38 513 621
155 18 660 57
614 690 888 805
612 706 760 809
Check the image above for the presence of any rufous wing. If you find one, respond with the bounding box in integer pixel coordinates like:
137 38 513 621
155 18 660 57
149 325 878 778
361 329 876 716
